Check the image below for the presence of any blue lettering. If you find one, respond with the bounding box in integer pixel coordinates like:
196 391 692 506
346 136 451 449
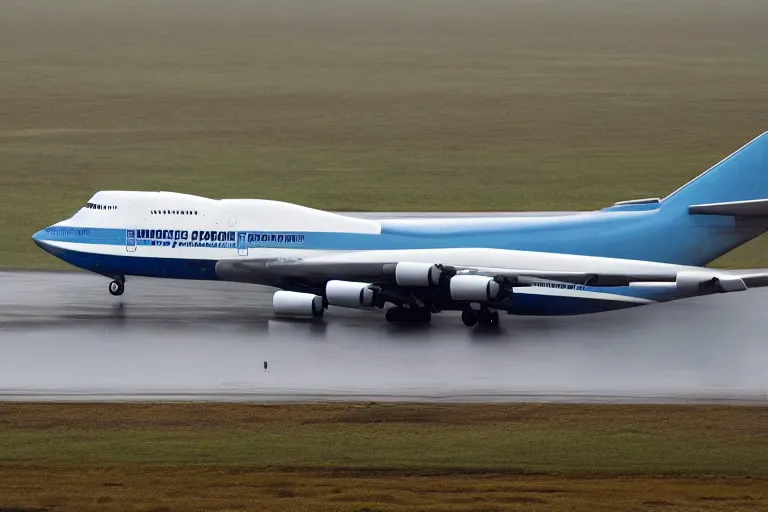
130 229 305 247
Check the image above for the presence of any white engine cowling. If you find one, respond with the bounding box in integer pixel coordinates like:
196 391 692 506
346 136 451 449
394 262 443 287
326 280 377 308
675 270 747 296
272 291 325 317
449 274 503 302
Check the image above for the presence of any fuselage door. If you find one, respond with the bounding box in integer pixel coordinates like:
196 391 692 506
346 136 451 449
237 232 248 256
126 229 137 252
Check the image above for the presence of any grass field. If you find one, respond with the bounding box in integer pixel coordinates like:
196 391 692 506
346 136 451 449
2 0 768 268
1 402 767 511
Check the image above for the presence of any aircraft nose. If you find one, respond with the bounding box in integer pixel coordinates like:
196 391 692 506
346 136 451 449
31 228 52 252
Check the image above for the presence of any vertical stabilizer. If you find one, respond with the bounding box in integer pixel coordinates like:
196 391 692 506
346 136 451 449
664 131 768 209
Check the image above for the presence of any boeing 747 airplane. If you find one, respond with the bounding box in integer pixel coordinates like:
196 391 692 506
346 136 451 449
32 132 768 327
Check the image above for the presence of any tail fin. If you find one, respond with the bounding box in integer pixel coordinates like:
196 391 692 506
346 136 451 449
653 131 768 265
663 131 768 210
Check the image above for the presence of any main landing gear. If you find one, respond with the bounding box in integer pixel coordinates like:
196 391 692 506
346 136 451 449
108 276 125 296
461 307 500 328
385 306 432 325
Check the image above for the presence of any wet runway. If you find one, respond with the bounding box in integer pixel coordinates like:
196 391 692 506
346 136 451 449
1 269 768 404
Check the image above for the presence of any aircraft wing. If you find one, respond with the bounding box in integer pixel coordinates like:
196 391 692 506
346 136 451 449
217 257 662 287
216 255 768 293
216 255 768 321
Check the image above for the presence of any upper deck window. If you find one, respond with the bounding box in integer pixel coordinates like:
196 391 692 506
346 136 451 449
85 202 116 210
150 209 199 215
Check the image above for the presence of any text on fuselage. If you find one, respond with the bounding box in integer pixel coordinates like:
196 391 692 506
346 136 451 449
130 229 306 248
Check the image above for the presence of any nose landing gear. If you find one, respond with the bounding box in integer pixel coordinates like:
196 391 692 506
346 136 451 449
108 277 125 296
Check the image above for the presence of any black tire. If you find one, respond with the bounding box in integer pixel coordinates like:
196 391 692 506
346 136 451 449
476 309 500 328
385 307 431 324
414 308 432 324
108 280 124 296
461 310 478 327
385 307 402 323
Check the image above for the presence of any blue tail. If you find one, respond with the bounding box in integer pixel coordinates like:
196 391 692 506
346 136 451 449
663 131 768 210
651 131 768 265
595 132 768 266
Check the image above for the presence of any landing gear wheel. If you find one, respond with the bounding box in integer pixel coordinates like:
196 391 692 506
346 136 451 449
108 280 124 296
476 309 500 328
385 307 402 323
385 306 432 325
413 308 432 324
461 310 478 327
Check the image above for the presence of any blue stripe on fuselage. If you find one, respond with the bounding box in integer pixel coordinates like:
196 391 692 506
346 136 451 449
40 242 218 280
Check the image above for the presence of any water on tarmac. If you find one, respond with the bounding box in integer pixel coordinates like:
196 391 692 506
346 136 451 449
1 270 767 403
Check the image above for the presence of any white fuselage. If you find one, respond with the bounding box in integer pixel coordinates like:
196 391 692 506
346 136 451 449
36 190 698 275
30 190 707 315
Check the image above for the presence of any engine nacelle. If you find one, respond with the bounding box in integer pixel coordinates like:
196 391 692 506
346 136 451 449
272 290 325 317
383 262 443 287
449 274 503 302
675 270 747 296
325 280 378 308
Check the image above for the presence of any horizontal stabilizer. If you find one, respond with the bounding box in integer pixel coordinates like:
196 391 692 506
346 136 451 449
688 198 768 218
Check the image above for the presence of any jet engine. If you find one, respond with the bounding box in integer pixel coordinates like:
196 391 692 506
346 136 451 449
272 290 325 317
449 274 503 302
383 262 444 287
325 280 378 308
675 270 747 296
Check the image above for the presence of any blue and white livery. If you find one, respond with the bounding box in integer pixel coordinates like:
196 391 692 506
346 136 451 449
32 132 768 327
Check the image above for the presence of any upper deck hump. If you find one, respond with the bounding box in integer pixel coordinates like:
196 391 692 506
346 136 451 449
219 198 381 233
79 191 382 234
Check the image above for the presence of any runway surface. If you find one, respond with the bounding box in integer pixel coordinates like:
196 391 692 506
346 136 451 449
2 267 768 404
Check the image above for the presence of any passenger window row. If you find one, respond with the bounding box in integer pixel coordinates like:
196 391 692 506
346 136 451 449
151 210 199 215
85 203 116 210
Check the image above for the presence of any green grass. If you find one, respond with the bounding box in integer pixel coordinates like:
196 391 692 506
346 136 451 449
2 422 763 473
2 402 767 474
2 0 768 268
1 403 768 511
